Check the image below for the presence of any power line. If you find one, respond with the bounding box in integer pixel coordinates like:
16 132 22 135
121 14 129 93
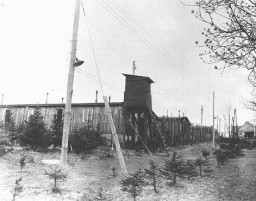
76 69 124 91
110 0 172 60
81 1 105 95
96 0 178 70
77 68 123 90
96 0 202 87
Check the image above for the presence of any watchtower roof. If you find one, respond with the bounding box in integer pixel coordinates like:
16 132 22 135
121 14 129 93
122 74 154 84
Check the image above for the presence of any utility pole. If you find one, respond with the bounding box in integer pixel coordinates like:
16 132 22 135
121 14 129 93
228 106 231 138
219 118 221 136
46 92 49 104
61 0 81 165
201 105 203 142
132 60 136 75
212 91 215 148
95 90 98 103
1 94 3 105
216 115 219 135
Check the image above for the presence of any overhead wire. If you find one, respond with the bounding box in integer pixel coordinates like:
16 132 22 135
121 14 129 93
96 0 178 70
81 1 105 96
110 0 172 61
80 0 212 117
76 69 124 91
78 68 123 88
95 0 201 87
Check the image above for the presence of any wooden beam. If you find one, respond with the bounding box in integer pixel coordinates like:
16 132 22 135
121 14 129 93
61 0 81 165
103 96 128 175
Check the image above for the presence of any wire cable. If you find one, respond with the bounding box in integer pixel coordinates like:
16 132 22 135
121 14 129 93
110 0 173 61
81 1 105 96
96 0 178 69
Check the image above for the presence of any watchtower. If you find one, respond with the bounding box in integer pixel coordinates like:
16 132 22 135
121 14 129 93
123 74 153 108
122 74 157 151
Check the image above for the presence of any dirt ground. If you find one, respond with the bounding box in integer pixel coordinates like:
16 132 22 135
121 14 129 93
0 143 255 201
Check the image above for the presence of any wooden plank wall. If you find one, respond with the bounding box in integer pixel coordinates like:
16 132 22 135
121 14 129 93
159 117 213 146
0 104 125 135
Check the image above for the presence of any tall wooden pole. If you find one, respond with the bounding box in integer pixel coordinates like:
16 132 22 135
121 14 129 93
212 91 215 148
216 115 219 135
61 0 81 165
46 92 49 104
103 96 127 175
200 105 203 142
228 106 231 138
219 118 221 136
132 60 136 75
1 94 3 105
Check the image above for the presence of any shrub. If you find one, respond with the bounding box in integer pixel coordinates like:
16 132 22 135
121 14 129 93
19 154 27 173
0 137 11 156
161 151 184 184
69 124 103 154
219 143 229 149
44 165 68 193
120 170 145 201
12 177 23 201
216 150 226 167
124 140 136 150
0 136 11 146
144 160 161 193
201 149 210 159
49 114 63 149
182 160 198 181
19 108 51 150
111 166 117 177
4 113 17 145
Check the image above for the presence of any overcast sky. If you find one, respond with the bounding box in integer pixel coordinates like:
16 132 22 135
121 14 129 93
0 0 254 128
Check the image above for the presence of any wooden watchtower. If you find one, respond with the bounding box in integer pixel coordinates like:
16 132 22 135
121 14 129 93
122 74 157 150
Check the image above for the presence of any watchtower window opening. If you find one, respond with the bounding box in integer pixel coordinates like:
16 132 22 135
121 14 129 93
5 110 11 123
57 109 63 122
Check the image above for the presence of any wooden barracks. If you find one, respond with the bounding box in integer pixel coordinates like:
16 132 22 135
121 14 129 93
0 74 212 148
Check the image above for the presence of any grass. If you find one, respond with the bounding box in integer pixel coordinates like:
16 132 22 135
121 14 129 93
0 143 255 201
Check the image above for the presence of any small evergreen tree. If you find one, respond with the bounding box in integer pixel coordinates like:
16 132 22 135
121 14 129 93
12 177 23 201
19 108 50 150
195 156 212 176
19 154 27 173
4 113 17 145
120 170 144 201
144 160 161 193
69 123 103 154
50 114 63 149
44 165 67 193
216 150 226 167
111 166 117 177
201 149 210 159
161 151 184 184
182 160 198 181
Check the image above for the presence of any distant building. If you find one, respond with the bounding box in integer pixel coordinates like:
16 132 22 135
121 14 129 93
238 121 255 139
158 117 191 146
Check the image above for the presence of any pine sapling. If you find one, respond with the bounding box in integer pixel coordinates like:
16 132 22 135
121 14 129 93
44 165 67 193
111 166 117 177
201 149 210 159
144 160 161 193
89 187 106 201
161 151 183 185
120 170 145 201
19 154 27 173
12 177 23 201
182 160 198 181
